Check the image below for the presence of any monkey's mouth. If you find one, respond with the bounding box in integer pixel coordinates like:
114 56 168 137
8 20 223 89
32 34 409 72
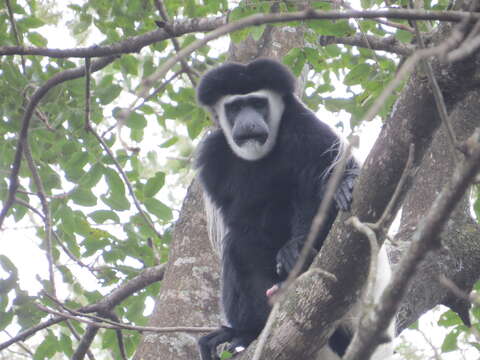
233 133 268 146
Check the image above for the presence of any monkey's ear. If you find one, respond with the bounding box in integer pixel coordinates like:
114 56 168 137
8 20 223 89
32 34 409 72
208 106 220 124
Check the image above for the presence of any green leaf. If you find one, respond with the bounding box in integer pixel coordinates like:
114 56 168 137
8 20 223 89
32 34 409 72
81 163 104 188
71 187 97 207
64 151 89 182
97 84 122 105
220 350 233 359
159 136 179 148
61 208 76 235
187 108 207 139
126 111 148 130
250 25 266 41
441 329 459 352
283 48 306 76
344 64 372 86
144 198 172 221
0 310 13 330
17 17 45 30
89 210 121 224
395 29 414 43
308 20 353 37
438 309 462 327
144 172 165 198
27 32 48 47
34 331 58 360
101 193 130 211
59 333 74 357
120 55 139 75
104 168 125 196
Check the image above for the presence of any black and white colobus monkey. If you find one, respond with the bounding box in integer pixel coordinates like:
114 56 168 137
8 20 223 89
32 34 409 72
195 59 392 360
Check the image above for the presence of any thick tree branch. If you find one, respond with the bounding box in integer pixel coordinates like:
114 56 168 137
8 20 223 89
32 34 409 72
0 16 226 58
395 88 480 332
344 129 480 360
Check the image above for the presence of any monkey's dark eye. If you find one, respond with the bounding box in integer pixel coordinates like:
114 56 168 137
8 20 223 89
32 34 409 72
250 97 268 109
226 101 242 114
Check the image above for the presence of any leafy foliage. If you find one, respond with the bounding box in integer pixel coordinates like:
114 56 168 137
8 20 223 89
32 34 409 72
0 0 475 359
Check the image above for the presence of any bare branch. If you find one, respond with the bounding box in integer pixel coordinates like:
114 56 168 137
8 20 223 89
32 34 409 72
36 304 216 334
0 16 226 58
0 263 165 352
320 34 414 56
73 325 99 360
65 320 97 360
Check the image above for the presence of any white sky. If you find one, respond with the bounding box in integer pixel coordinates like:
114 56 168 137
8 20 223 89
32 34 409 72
0 2 477 359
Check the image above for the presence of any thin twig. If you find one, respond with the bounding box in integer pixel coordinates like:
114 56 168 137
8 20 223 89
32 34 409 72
36 304 216 333
85 126 162 239
320 33 414 56
52 232 97 273
339 0 415 32
84 57 92 131
13 198 44 220
154 0 198 86
5 0 26 73
23 143 56 297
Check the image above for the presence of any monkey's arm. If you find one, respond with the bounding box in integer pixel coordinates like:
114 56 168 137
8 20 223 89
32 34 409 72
334 162 360 211
275 161 359 280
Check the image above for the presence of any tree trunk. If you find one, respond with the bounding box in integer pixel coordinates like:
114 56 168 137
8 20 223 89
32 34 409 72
134 180 221 360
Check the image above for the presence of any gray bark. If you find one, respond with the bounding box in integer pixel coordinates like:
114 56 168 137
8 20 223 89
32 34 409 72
394 89 480 333
133 180 221 360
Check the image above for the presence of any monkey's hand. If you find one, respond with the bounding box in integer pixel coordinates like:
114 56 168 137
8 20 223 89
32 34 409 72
275 238 317 280
334 168 359 211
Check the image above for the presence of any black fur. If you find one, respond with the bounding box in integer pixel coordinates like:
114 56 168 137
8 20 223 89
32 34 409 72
197 58 296 107
196 59 358 360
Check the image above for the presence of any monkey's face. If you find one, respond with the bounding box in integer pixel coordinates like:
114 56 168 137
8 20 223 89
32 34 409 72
213 90 284 161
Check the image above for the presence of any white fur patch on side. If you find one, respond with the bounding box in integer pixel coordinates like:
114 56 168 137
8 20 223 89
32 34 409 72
203 193 225 258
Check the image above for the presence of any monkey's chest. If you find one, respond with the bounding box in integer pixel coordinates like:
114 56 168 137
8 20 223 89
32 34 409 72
219 171 294 246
